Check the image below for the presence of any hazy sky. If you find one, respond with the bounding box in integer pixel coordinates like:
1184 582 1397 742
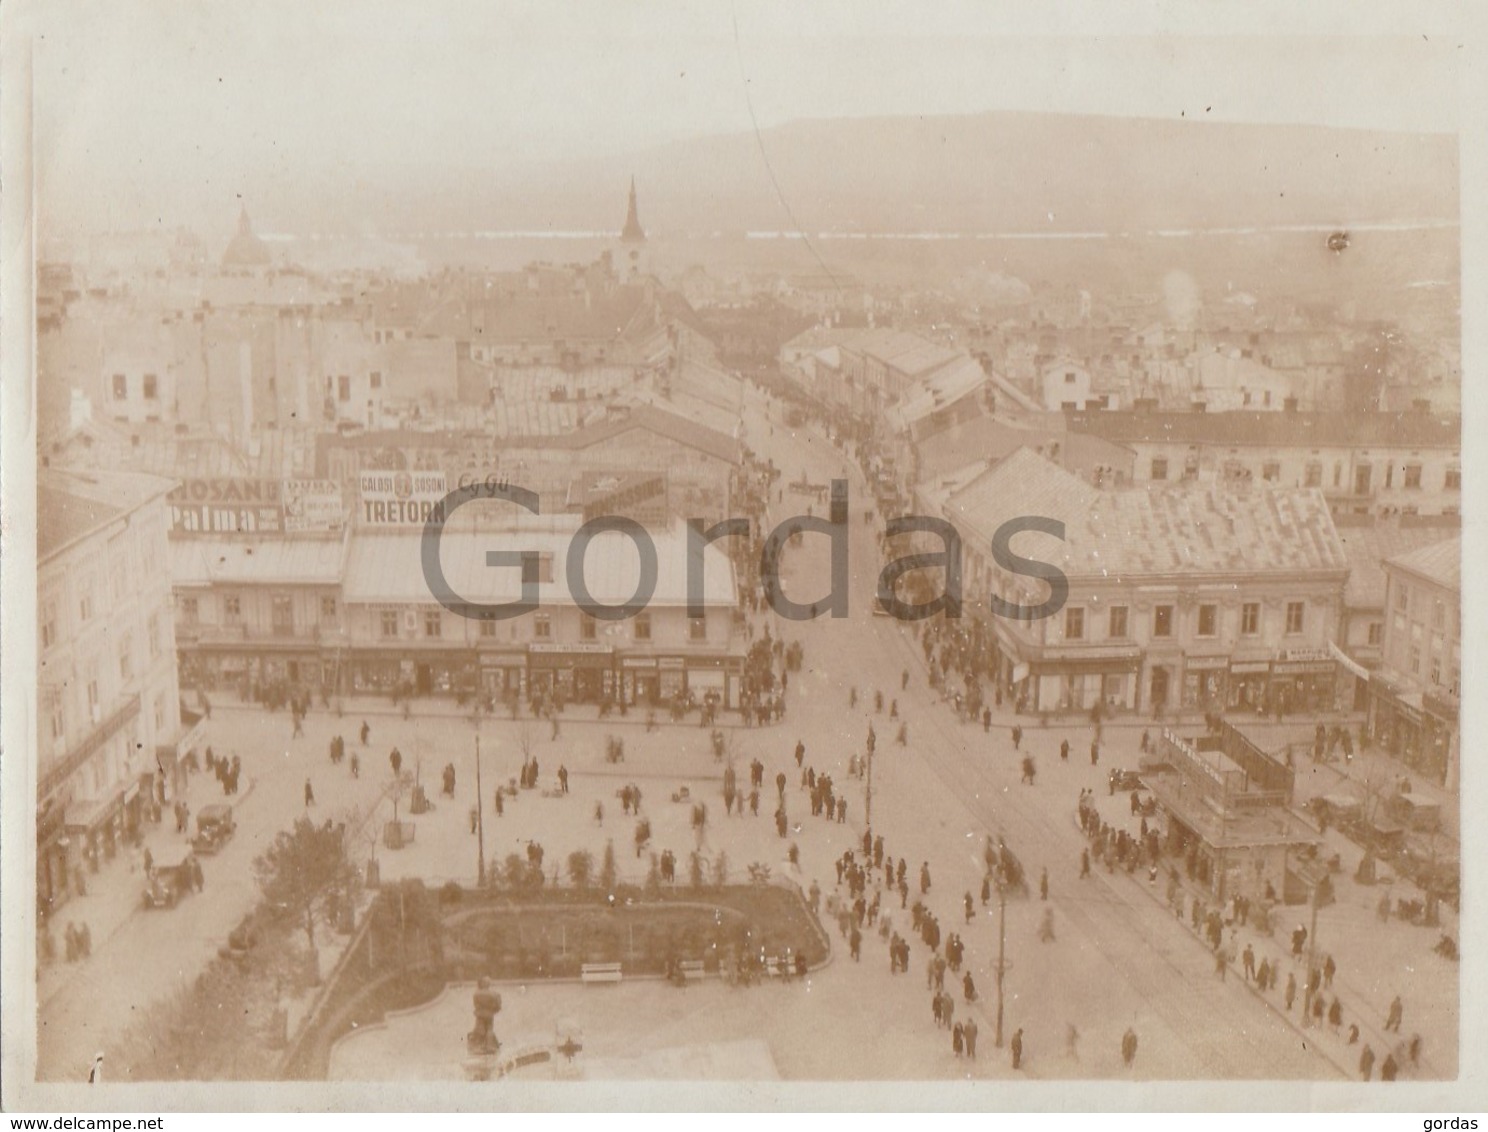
16 1 1465 234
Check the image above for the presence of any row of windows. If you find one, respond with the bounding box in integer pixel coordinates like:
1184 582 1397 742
375 609 708 643
1150 456 1457 491
1062 600 1305 640
111 373 160 401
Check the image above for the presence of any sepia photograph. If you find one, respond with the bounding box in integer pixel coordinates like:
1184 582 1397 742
2 0 1482 1115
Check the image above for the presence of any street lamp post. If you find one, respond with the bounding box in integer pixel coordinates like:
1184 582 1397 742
865 733 874 833
993 874 1010 1049
475 736 486 887
1301 883 1321 1027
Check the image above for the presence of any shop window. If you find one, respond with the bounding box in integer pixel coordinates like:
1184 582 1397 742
534 613 551 639
87 679 100 718
1285 601 1304 635
634 613 652 641
1064 607 1084 640
1408 644 1421 675
1433 601 1445 630
1150 458 1168 481
80 588 95 623
1240 602 1259 636
1384 465 1394 489
1429 657 1442 685
424 611 442 637
370 371 382 389
49 698 65 743
1153 605 1173 638
1367 622 1382 646
381 611 399 638
689 617 707 641
1108 606 1128 638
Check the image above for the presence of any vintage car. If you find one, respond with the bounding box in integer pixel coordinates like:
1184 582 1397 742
193 803 237 854
1307 793 1362 828
1384 792 1443 833
142 847 199 910
1108 768 1143 794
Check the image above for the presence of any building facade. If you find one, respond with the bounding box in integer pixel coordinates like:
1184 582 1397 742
1368 536 1460 789
935 448 1350 719
37 471 185 918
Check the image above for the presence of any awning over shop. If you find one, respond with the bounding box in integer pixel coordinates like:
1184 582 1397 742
63 774 140 834
1329 642 1370 681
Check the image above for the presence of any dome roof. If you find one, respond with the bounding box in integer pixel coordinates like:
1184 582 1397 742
222 205 271 268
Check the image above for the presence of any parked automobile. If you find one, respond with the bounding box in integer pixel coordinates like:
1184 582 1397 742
192 803 236 854
1384 792 1442 833
1108 768 1143 794
142 847 199 910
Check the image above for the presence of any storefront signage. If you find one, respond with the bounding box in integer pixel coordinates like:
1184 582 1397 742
169 478 284 534
529 642 613 654
1272 661 1336 676
1184 656 1229 672
358 471 448 526
1281 647 1331 664
658 657 686 670
1011 662 1030 684
621 657 657 669
1230 662 1271 675
282 479 346 532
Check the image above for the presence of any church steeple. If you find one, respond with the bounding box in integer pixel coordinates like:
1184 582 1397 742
620 177 645 243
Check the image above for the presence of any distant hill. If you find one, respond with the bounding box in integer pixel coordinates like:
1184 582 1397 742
389 111 1458 239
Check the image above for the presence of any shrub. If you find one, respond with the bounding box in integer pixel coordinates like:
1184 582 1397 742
567 849 595 889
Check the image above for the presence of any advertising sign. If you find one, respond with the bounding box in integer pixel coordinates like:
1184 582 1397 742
358 470 447 526
169 478 284 535
282 479 346 532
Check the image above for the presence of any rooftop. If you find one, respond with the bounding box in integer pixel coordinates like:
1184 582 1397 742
941 447 1349 580
343 521 736 608
1385 535 1461 593
171 535 349 587
1336 519 1462 608
39 470 176 562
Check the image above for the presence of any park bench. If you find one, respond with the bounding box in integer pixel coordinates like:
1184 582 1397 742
678 959 707 981
581 962 623 984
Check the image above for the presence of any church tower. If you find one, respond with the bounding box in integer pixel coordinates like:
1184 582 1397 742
617 177 647 281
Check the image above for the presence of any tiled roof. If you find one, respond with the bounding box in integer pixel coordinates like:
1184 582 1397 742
344 522 736 607
472 286 650 344
888 356 987 431
943 448 1348 580
1385 535 1461 592
1067 409 1461 450
39 470 175 562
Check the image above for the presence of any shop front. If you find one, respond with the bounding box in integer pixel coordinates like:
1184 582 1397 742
1181 656 1230 711
527 643 616 704
684 655 741 711
1369 675 1455 785
1228 659 1271 712
658 657 687 701
1269 652 1338 715
480 651 527 702
621 657 660 706
1026 650 1142 714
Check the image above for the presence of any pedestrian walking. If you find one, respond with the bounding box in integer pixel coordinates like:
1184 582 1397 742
963 971 977 1002
390 747 402 776
1010 1028 1024 1070
1011 725 1022 750
1090 739 1100 766
964 891 975 923
1323 953 1336 988
88 1053 104 1084
964 1017 978 1059
920 861 932 894
1080 848 1091 878
1328 997 1343 1033
1242 944 1256 981
1040 867 1049 901
1059 739 1069 762
952 1022 964 1057
902 669 910 691
1285 972 1297 1011
1385 994 1403 1032
1359 1044 1375 1081
1121 1028 1138 1068
1381 1053 1398 1081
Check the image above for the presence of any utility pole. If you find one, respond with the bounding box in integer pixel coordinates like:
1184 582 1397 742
994 878 1009 1048
1301 883 1321 1027
865 732 874 833
475 735 486 887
